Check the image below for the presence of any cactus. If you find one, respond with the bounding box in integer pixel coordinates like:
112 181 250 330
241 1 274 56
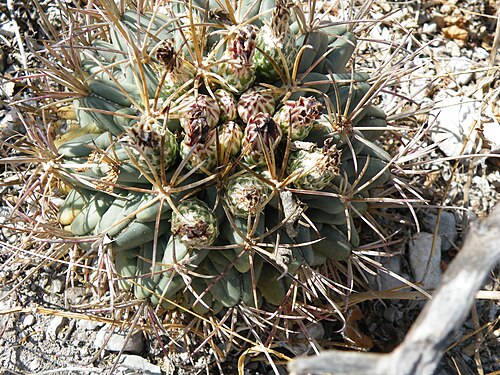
37 0 397 354
252 0 297 80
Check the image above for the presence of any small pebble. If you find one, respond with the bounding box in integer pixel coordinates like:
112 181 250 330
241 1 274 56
20 314 36 328
447 56 474 86
473 47 490 61
422 22 438 34
80 346 90 357
27 358 41 372
0 285 13 311
383 307 404 324
445 41 461 57
429 96 481 158
75 330 89 342
95 325 144 354
0 20 16 38
377 255 407 290
65 286 88 304
77 319 102 331
47 316 68 341
440 4 452 14
295 323 324 340
50 278 64 294
38 273 50 289
118 354 162 375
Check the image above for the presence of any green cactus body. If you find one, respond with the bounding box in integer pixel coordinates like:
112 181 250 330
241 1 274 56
287 140 342 190
241 113 282 166
50 0 393 316
217 121 243 161
171 198 219 248
252 0 297 80
125 118 178 174
237 86 276 123
274 97 324 141
225 173 272 218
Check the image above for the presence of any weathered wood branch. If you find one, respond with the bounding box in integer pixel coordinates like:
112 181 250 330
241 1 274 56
289 204 500 375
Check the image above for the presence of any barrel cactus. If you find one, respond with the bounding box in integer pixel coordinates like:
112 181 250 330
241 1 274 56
41 0 393 359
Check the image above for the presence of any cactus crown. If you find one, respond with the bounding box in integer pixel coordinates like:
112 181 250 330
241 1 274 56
229 25 257 63
156 39 180 71
171 198 218 247
127 120 161 150
271 0 293 37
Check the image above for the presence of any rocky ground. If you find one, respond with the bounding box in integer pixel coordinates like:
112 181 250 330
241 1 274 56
1 0 499 374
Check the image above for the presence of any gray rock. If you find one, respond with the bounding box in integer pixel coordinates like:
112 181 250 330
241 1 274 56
440 4 451 14
421 211 457 251
377 255 407 291
0 109 18 138
47 316 68 340
383 306 404 324
117 354 162 375
438 55 474 86
75 330 89 342
482 107 500 149
0 290 15 313
409 232 443 290
295 322 325 341
95 325 144 354
448 56 474 85
38 273 50 289
429 97 481 158
446 41 462 57
27 357 41 372
80 346 90 357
